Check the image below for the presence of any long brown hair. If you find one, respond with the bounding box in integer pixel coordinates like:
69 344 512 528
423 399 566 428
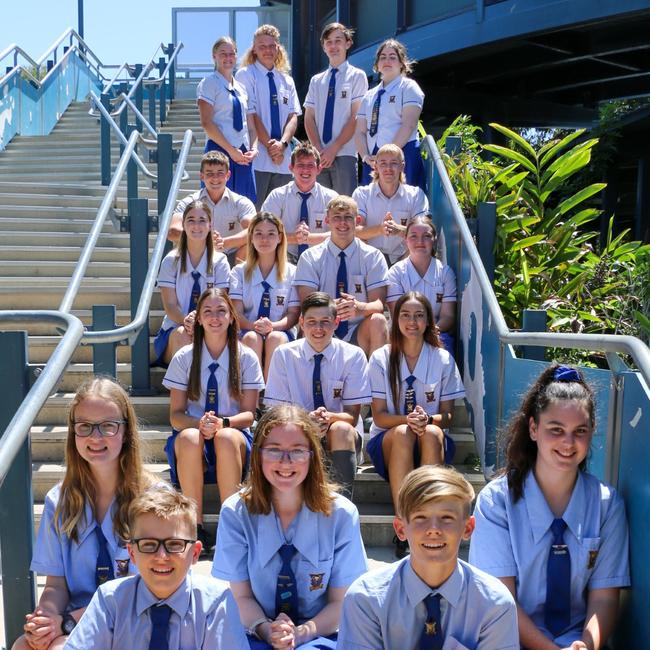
187 288 241 403
405 214 438 258
57 377 151 543
177 200 214 275
388 292 442 409
242 405 337 515
243 212 288 284
241 24 291 73
503 364 595 502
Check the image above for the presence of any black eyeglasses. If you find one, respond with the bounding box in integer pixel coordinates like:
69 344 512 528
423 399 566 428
73 421 126 437
130 538 196 554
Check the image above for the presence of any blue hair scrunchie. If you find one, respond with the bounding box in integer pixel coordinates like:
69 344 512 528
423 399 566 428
553 365 581 383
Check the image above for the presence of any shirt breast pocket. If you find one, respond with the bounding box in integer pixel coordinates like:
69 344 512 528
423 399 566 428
298 557 332 604
326 380 345 410
351 275 367 301
423 383 438 408
273 290 288 314
338 83 352 106
577 536 601 580
312 211 326 232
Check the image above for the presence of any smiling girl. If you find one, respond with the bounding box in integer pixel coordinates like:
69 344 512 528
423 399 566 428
12 377 150 650
162 287 264 553
154 200 230 367
230 212 300 381
469 365 630 650
212 405 368 648
367 291 465 557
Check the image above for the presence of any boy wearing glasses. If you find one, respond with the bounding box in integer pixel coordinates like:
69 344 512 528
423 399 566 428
264 292 371 499
294 195 389 358
169 150 257 265
65 487 248 649
261 141 338 262
352 143 429 266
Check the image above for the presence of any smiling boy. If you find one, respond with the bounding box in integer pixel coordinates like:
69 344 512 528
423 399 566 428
64 487 247 649
338 466 519 650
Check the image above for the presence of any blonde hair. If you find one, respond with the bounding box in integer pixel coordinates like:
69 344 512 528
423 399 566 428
241 24 291 74
57 377 151 543
242 405 338 515
397 466 475 521
128 484 197 539
243 212 288 284
373 39 416 76
212 35 237 63
327 194 358 216
371 143 406 183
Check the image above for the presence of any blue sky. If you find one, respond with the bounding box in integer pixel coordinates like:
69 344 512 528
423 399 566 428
1 0 260 66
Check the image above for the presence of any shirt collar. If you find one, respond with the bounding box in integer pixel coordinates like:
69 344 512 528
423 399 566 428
185 249 208 274
135 573 193 618
253 264 279 288
214 70 234 89
255 60 276 76
399 344 432 384
200 341 229 375
290 181 318 197
199 186 231 207
373 180 405 201
303 339 335 363
406 257 438 286
326 238 357 258
381 75 401 94
403 558 464 609
76 498 118 546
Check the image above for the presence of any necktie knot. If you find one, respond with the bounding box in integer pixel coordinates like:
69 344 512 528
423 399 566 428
424 592 441 617
149 604 172 650
378 88 386 98
267 71 274 80
550 518 567 544
262 280 271 292
339 251 346 260
406 375 416 389
191 271 200 281
150 603 172 626
279 543 296 563
208 362 219 375
314 353 323 365
298 191 312 202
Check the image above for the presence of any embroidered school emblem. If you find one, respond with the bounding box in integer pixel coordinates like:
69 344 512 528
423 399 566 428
341 90 347 99
316 219 323 229
276 295 285 306
425 620 437 635
115 559 130 577
588 550 599 569
333 388 342 399
283 96 289 104
309 573 325 591
400 218 408 226
436 293 443 303
207 282 214 289
355 283 362 293
389 95 396 103
425 390 435 402
228 221 235 231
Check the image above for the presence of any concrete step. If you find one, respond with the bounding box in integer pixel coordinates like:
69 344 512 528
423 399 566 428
0 246 132 263
0 217 113 233
0 232 139 248
0 260 135 278
0 193 105 208
0 205 112 220
27 334 158 363
55 363 165 392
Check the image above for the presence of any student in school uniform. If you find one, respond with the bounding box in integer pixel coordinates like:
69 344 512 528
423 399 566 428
212 405 368 649
264 292 371 499
162 287 264 553
154 200 231 367
168 151 257 266
367 291 465 557
353 143 429 266
303 22 368 196
12 378 151 650
261 141 338 263
236 24 301 208
387 215 457 354
338 466 519 650
294 194 389 358
469 364 630 650
65 486 248 649
230 212 300 381
355 39 426 191
197 36 258 204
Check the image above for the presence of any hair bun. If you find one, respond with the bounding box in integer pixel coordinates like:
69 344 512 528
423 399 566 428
553 365 581 382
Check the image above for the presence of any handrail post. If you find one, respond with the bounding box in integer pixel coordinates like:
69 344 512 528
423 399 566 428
126 124 139 201
477 201 496 283
92 305 118 378
148 84 157 130
157 133 173 220
128 198 152 394
100 92 111 185
167 43 176 100
0 331 36 646
521 309 547 361
133 63 143 131
158 57 167 125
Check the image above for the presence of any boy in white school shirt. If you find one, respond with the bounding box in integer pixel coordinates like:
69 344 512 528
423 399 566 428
65 487 248 649
304 22 368 196
338 466 519 650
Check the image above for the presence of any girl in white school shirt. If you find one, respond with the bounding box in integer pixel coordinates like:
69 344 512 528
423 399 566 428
355 39 426 190
162 287 264 551
230 212 300 381
197 36 258 203
386 215 457 354
213 405 368 649
12 377 150 650
367 291 465 557
470 365 630 650
154 200 230 366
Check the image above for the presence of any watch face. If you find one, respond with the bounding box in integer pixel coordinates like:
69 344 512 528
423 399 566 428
63 615 76 635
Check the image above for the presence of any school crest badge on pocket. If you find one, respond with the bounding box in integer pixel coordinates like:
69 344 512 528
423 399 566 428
309 573 325 591
588 550 599 569
116 559 130 577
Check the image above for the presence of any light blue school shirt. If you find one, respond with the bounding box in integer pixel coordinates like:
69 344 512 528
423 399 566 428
338 557 519 650
64 572 248 649
212 492 368 622
469 471 630 646
32 484 135 612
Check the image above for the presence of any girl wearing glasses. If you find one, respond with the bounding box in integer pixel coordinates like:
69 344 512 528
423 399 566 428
230 212 300 381
198 36 258 203
154 200 230 367
367 291 465 558
163 287 264 554
12 377 150 650
355 39 425 190
213 404 368 648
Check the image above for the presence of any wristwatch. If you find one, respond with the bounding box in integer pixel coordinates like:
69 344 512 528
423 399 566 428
427 415 434 426
222 416 231 428
61 613 77 635
280 140 288 148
